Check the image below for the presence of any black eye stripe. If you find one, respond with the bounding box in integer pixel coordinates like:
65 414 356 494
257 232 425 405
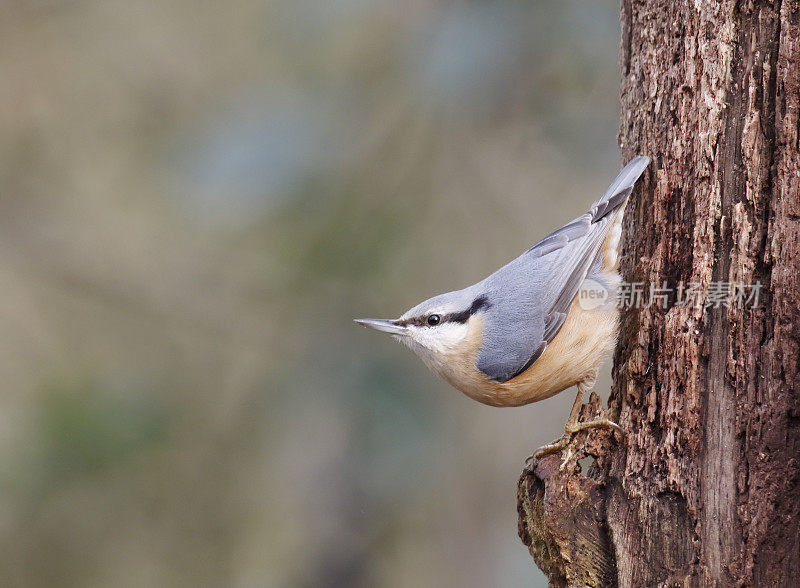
397 294 491 327
446 294 491 323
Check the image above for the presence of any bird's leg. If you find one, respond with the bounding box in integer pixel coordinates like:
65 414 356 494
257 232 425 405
531 382 590 458
565 373 591 429
531 372 623 460
562 371 623 435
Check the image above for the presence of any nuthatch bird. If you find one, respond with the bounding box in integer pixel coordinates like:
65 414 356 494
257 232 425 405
356 156 649 456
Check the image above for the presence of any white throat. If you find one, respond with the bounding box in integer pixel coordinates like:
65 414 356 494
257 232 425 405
397 321 471 369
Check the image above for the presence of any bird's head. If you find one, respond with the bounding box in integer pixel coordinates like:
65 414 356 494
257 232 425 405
355 290 491 364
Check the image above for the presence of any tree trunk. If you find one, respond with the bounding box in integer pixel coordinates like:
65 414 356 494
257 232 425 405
518 2 800 586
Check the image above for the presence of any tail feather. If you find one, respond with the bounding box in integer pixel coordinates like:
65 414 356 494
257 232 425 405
591 155 650 223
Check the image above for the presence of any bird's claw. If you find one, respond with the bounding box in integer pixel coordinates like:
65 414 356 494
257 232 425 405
530 434 574 461
565 417 624 436
526 417 625 466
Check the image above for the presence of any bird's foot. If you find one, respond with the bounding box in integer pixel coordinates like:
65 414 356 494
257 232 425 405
565 417 623 436
527 417 625 464
531 433 574 460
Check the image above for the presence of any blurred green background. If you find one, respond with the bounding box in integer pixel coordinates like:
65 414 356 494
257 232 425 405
0 1 622 586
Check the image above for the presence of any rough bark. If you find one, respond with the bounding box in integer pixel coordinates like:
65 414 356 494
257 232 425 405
518 394 619 588
518 2 800 586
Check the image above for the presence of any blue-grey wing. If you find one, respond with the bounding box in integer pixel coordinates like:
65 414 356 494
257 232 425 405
475 156 649 382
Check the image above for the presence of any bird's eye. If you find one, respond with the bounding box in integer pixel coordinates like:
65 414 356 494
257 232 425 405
427 314 440 326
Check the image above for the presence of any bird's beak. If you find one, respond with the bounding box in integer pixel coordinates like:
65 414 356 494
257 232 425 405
354 318 407 335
